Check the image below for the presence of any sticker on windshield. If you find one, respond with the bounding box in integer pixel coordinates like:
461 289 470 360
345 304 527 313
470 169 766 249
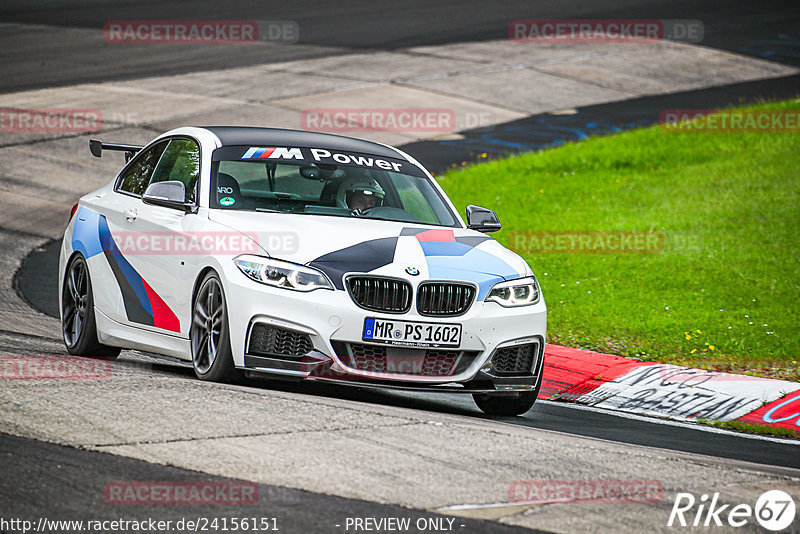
239 146 406 173
220 196 236 207
242 147 303 160
308 148 404 172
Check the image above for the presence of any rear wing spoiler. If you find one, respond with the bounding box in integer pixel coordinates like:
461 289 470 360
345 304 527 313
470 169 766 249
89 139 143 162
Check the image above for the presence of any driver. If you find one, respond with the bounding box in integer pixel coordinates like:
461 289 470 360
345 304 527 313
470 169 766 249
336 177 385 211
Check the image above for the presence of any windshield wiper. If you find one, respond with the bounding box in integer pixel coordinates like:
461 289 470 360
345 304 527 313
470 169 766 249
255 208 283 213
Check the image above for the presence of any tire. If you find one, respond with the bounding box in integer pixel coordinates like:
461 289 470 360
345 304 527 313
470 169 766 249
473 390 539 416
61 254 121 358
473 362 544 416
190 272 241 383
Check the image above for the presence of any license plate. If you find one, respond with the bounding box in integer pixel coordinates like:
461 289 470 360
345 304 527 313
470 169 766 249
363 318 462 348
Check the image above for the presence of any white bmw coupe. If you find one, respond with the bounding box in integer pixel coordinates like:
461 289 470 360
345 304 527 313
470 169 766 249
60 127 546 415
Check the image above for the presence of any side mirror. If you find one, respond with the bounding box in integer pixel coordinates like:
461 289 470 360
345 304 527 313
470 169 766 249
142 181 194 213
466 205 501 233
89 139 103 158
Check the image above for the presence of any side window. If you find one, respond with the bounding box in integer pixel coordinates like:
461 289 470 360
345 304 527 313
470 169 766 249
116 141 168 196
149 138 201 202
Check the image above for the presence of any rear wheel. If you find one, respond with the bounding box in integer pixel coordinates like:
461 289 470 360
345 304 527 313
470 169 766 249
61 254 121 357
190 272 240 382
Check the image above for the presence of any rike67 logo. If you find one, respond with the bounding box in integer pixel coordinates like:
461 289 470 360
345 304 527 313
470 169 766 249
668 490 796 531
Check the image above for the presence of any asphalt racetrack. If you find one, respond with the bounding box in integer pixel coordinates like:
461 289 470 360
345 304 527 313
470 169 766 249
1 0 799 93
2 1 800 532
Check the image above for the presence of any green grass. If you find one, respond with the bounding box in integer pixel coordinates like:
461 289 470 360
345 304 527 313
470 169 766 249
437 99 800 380
697 419 799 439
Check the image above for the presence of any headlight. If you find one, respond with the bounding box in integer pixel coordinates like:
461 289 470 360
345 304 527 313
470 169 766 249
233 255 333 292
486 276 540 307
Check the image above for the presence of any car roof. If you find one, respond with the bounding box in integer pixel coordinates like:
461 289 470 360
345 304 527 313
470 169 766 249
201 126 405 160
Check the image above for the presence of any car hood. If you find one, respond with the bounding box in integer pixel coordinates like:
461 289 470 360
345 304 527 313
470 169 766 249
209 211 531 298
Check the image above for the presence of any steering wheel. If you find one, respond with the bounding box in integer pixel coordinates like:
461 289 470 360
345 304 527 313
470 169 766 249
358 206 421 223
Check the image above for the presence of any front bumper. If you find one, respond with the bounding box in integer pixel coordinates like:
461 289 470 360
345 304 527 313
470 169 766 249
242 343 545 393
222 263 547 390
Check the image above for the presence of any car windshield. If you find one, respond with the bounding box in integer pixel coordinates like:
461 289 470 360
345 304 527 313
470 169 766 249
210 146 459 227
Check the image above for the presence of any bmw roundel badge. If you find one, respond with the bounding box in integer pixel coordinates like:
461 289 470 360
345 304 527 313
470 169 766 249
406 266 420 276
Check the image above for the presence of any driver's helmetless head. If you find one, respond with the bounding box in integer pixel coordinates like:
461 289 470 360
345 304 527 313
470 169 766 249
338 178 385 210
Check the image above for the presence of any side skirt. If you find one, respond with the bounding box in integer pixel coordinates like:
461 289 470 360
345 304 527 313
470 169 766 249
95 307 191 361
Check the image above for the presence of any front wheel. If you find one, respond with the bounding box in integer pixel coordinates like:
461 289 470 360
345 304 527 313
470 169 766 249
190 272 240 383
473 390 539 416
61 254 121 357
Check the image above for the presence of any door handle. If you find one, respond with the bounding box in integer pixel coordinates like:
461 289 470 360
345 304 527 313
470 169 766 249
124 209 138 222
